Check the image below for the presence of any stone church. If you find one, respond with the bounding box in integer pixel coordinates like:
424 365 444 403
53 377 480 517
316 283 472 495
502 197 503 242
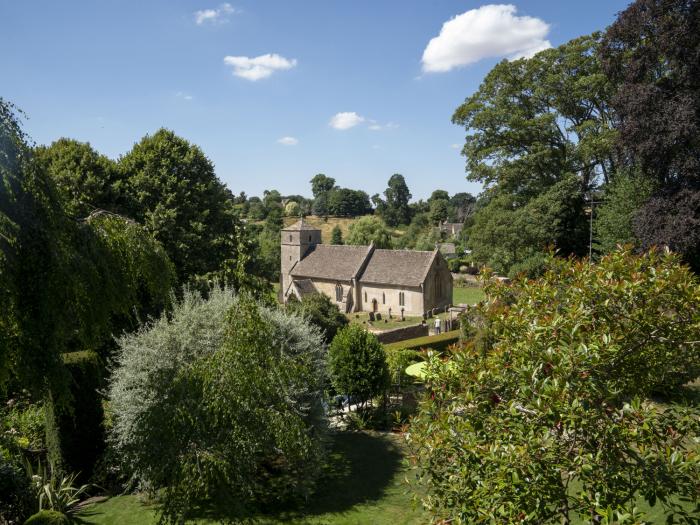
281 219 453 316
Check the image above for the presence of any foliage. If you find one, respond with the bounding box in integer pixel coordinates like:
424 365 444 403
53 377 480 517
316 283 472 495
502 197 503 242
33 138 123 218
285 293 348 343
594 171 655 255
379 174 412 227
118 128 243 284
600 0 700 187
44 352 104 481
385 348 423 385
346 216 392 249
467 176 587 275
284 200 300 217
26 462 91 517
408 249 700 524
328 325 389 408
1 399 45 451
633 186 700 273
108 287 328 523
453 33 616 195
330 225 343 245
23 510 70 525
310 174 336 197
0 448 34 524
428 199 448 225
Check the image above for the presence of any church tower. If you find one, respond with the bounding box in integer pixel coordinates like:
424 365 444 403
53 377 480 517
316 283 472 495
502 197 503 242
280 218 321 300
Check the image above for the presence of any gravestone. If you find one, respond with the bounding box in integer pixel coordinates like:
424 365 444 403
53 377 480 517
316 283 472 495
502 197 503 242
376 313 382 321
388 307 392 319
368 312 375 322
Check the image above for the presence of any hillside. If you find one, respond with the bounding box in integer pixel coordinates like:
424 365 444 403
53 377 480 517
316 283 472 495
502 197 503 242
283 215 406 244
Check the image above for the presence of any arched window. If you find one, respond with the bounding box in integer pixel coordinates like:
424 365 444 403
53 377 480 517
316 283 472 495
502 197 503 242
289 234 292 242
364 291 367 302
382 292 385 304
335 283 343 302
399 292 405 306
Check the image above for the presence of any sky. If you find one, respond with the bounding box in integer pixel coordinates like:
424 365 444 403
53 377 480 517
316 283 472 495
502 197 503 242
1 1 631 201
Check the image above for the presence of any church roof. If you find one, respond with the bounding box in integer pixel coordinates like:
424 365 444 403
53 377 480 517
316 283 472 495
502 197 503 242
290 244 373 281
283 218 318 231
358 249 437 287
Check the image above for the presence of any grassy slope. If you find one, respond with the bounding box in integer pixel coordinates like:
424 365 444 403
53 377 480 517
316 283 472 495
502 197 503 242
453 286 485 305
78 432 425 525
283 215 367 244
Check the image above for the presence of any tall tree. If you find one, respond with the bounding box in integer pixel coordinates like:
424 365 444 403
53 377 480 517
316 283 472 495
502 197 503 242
310 173 336 197
345 216 392 249
330 225 343 245
118 129 242 283
382 174 412 227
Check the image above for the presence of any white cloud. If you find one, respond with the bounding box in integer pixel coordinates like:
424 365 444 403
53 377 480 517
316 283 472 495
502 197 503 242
368 121 399 131
277 136 299 146
223 53 297 81
450 143 461 149
175 91 193 101
194 3 236 25
422 4 551 73
329 112 365 130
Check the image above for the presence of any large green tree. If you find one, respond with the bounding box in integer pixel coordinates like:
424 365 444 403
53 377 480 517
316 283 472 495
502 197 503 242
118 129 242 283
381 174 412 227
345 216 392 249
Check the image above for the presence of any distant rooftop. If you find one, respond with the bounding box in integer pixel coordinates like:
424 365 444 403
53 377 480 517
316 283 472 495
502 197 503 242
282 218 318 231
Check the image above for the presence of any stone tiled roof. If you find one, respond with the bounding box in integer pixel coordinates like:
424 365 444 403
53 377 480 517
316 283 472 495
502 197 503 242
283 218 318 231
293 279 317 297
290 244 372 281
359 249 436 287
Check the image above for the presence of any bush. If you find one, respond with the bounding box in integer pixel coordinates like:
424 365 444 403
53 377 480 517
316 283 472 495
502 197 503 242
385 348 423 385
384 330 460 353
285 293 348 343
23 510 70 525
44 351 104 482
108 286 327 523
328 325 389 408
408 249 700 524
0 449 34 524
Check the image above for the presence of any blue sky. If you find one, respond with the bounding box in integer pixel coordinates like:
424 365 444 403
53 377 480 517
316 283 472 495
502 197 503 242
1 1 630 200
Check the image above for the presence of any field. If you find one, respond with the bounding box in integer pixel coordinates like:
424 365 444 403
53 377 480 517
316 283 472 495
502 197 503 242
282 215 370 244
78 432 425 525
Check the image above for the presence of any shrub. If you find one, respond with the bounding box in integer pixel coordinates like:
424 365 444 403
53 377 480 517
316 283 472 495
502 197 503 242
0 449 34 524
408 249 700 524
108 286 327 523
44 351 104 482
328 325 389 408
384 330 460 353
385 348 423 385
285 293 349 343
23 510 70 525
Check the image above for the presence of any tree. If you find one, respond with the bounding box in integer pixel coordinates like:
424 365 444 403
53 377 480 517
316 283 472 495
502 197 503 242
345 216 392 248
382 174 412 226
310 173 336 197
330 225 343 245
118 129 243 284
34 138 123 218
284 200 301 217
594 171 655 255
108 288 328 523
286 293 348 343
429 190 450 203
429 199 449 225
409 249 700 524
453 33 616 196
449 192 476 222
327 188 372 217
328 325 389 408
600 0 700 187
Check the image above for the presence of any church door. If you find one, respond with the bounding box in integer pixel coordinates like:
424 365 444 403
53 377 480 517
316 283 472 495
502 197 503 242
372 298 378 312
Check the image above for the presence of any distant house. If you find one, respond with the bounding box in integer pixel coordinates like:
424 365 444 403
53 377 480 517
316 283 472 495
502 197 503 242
440 221 464 237
281 219 452 316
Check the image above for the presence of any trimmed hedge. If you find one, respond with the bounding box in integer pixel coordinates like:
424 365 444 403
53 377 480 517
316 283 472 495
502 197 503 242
384 329 461 353
24 510 71 524
45 351 105 481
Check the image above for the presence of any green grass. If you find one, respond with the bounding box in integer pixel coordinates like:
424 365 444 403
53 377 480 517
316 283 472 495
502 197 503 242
384 329 461 352
77 432 425 525
347 311 422 331
453 286 485 305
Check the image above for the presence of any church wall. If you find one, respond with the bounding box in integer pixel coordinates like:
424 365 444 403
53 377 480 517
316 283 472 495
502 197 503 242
422 256 453 312
358 283 424 317
301 277 353 310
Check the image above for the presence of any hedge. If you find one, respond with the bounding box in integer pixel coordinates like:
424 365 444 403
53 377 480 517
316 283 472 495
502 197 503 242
384 329 461 353
45 351 105 481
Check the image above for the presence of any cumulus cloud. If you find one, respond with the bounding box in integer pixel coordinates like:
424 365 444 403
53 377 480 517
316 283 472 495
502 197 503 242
368 121 399 131
223 53 297 81
194 3 236 25
422 4 551 73
277 136 299 146
329 112 365 130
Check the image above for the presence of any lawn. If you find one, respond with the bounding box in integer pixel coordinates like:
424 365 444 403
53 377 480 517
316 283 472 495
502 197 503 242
453 286 485 305
347 311 422 331
77 431 425 525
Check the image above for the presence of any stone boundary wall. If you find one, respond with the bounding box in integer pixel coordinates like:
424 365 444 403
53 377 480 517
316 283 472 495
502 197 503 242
373 323 429 344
